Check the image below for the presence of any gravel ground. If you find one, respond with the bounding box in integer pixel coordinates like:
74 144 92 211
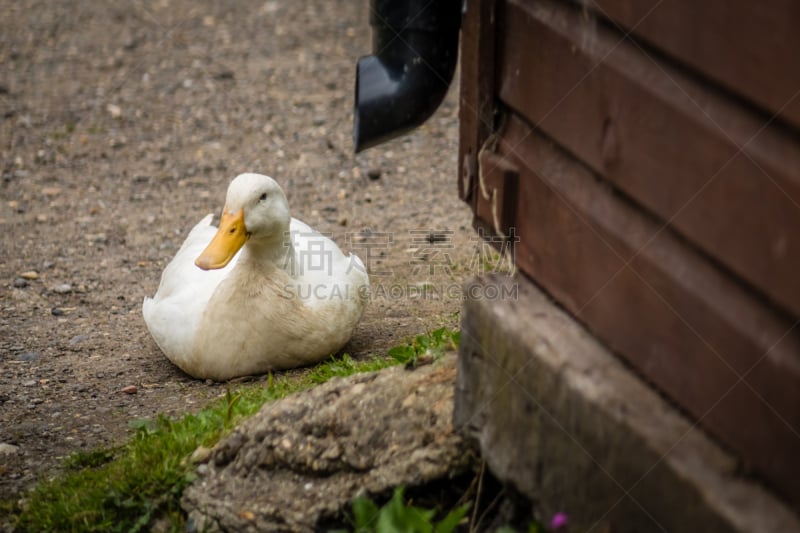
0 0 478 503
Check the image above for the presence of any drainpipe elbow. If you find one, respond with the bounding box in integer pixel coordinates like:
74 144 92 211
354 0 461 152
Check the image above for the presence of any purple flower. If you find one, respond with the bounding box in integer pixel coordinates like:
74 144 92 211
550 512 569 530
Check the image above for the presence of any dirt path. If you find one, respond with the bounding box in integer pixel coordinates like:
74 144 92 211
0 0 477 500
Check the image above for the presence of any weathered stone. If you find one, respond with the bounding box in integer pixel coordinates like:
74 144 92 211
455 273 800 533
189 445 212 465
182 356 472 532
52 283 72 294
17 351 39 362
0 443 20 455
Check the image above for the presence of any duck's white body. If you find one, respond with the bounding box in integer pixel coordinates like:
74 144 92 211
142 173 369 381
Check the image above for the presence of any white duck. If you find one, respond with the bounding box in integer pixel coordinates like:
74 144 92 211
142 173 369 381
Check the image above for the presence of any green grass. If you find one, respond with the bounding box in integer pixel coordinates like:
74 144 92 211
2 328 459 532
387 327 460 366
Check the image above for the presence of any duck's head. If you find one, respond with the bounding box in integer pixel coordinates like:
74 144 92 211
195 173 290 270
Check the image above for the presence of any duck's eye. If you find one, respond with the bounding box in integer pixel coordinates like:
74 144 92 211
259 192 268 201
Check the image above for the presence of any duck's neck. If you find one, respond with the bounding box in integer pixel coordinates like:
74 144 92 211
238 234 297 275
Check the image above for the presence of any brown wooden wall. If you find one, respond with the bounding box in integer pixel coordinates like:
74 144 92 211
459 0 800 509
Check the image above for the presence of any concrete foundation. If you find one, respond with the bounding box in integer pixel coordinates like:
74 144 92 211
455 273 799 532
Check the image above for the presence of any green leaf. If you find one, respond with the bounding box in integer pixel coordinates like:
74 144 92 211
372 487 436 533
433 503 469 533
352 496 380 531
450 331 460 348
414 334 431 351
430 327 446 344
388 345 415 363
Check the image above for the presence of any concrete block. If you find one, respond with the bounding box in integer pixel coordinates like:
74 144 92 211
455 273 799 532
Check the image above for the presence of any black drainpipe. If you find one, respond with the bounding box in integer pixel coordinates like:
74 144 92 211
353 0 462 152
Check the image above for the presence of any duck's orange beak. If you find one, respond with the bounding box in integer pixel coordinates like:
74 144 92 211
195 209 248 270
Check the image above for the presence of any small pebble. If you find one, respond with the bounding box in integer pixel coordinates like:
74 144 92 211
119 385 138 394
69 335 88 345
17 352 39 362
367 168 381 180
22 380 37 387
0 443 20 456
85 233 107 244
213 69 235 80
52 283 72 294
123 36 139 50
51 307 64 316
190 446 212 464
19 271 39 280
106 103 122 118
12 278 28 288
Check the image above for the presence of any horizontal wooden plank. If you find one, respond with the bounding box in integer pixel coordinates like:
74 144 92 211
498 0 800 318
585 0 800 129
496 113 800 507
